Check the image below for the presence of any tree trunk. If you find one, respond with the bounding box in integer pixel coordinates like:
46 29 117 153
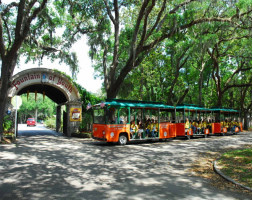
0 65 10 137
243 111 248 130
229 91 234 108
35 108 38 123
198 70 203 106
0 56 17 138
106 87 118 99
216 93 223 108
139 66 144 100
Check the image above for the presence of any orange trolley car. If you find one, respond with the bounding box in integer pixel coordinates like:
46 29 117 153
210 108 242 135
92 99 176 145
175 104 211 139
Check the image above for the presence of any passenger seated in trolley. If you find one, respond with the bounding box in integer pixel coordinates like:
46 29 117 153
130 120 138 139
231 120 240 132
197 120 202 134
185 118 190 133
224 119 229 131
146 119 152 137
151 119 158 137
202 120 207 134
220 120 224 129
138 120 144 139
191 120 197 134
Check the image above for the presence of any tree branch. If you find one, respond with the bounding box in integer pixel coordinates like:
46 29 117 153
2 17 11 47
180 17 237 30
26 0 37 15
177 88 189 105
1 2 18 15
140 0 156 46
219 34 251 44
15 0 25 38
145 0 166 41
130 0 149 66
103 0 115 25
225 83 252 91
0 15 5 58
231 8 252 20
8 0 48 57
103 47 109 90
110 0 119 85
169 0 196 14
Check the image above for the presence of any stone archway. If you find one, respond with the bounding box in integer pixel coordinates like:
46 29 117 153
7 68 82 137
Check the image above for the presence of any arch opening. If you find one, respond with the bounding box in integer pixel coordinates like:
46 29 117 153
17 84 68 104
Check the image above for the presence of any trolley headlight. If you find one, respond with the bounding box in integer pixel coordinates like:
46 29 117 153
102 131 105 135
164 132 167 136
110 132 114 137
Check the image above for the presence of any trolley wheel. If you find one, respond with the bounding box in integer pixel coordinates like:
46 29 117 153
220 132 225 136
118 134 127 145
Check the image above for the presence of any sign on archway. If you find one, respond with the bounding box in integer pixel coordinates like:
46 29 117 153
8 68 80 103
70 108 82 122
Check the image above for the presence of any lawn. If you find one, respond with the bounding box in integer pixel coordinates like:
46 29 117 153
217 148 252 188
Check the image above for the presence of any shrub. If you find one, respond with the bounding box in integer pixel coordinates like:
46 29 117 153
3 115 12 132
44 116 56 129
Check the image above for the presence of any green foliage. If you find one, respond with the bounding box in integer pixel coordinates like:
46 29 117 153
0 0 86 78
44 116 56 129
3 116 12 132
74 83 101 132
107 0 252 114
18 93 56 123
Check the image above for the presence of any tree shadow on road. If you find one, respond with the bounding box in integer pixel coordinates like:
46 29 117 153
0 132 251 200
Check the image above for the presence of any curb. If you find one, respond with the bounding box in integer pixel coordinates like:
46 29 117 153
213 159 252 192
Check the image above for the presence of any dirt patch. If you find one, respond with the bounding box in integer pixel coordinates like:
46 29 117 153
188 144 252 194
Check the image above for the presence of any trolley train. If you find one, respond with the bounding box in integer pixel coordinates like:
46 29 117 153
91 99 242 145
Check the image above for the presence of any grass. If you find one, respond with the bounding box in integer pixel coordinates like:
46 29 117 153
217 148 252 188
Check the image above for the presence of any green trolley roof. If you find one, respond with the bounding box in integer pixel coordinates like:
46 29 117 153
100 99 174 109
176 104 239 113
176 104 210 111
210 107 239 113
93 99 239 113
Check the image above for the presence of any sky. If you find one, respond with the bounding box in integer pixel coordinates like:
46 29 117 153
14 35 103 94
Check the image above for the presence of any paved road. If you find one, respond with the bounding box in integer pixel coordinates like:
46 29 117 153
0 126 251 200
17 124 62 137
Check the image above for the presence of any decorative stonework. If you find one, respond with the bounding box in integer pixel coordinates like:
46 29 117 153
8 68 80 102
7 68 82 137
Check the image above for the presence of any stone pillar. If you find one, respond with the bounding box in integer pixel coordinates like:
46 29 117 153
66 102 82 137
65 104 70 137
5 97 15 133
56 105 61 132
